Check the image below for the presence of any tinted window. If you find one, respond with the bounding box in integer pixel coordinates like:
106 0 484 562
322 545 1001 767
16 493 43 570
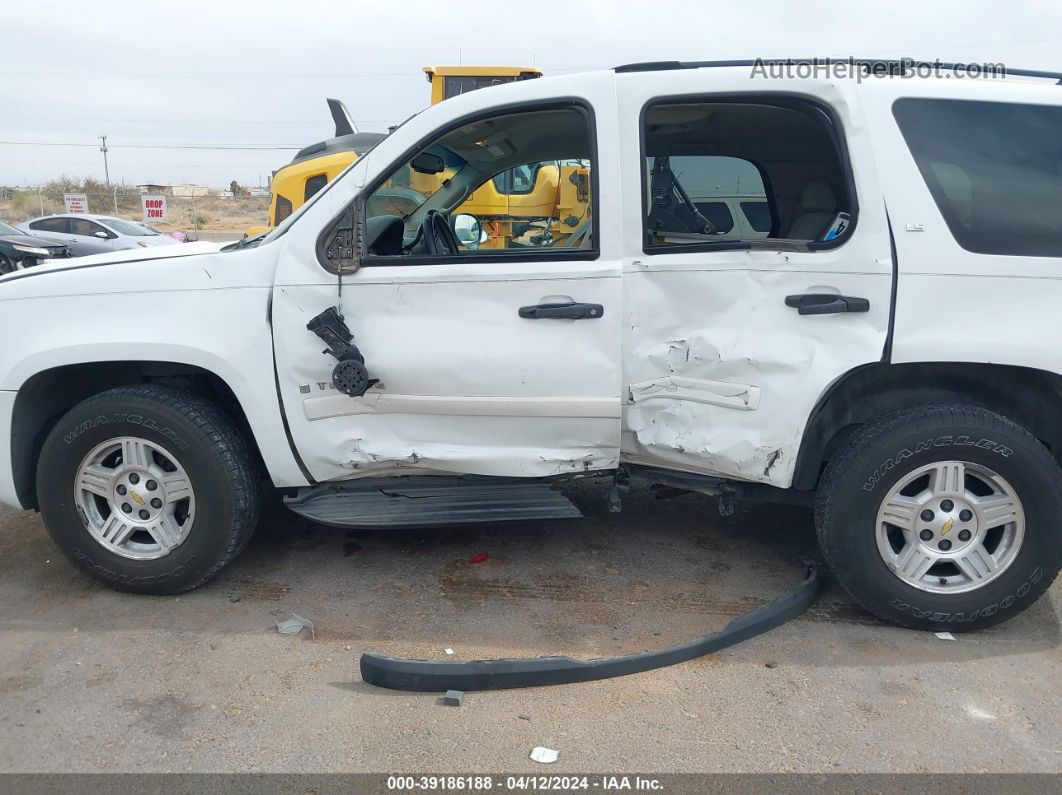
70 219 106 237
693 201 734 234
30 218 68 233
741 201 771 232
893 98 1062 257
304 174 328 201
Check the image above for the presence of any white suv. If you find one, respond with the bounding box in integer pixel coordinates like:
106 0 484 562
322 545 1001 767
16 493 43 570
0 60 1059 633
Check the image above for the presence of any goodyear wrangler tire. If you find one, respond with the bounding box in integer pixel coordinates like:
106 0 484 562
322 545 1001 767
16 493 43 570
816 404 1062 631
36 384 261 594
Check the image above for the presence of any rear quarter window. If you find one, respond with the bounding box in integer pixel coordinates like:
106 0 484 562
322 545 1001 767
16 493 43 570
893 97 1062 257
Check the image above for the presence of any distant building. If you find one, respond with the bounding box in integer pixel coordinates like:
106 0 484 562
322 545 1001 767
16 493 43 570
170 185 213 198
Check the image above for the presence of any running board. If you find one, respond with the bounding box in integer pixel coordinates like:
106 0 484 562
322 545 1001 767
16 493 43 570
283 477 583 528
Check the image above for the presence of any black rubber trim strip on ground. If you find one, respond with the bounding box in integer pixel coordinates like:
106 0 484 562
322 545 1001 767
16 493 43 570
360 562 820 691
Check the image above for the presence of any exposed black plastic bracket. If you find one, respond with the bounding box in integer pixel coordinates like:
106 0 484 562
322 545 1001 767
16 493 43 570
306 307 376 397
317 199 363 275
360 562 820 691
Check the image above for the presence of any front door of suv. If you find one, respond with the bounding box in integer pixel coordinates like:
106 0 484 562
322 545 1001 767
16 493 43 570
271 78 623 483
616 71 894 488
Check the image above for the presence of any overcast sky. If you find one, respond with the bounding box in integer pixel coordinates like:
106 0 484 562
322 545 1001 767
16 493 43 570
2 0 1059 187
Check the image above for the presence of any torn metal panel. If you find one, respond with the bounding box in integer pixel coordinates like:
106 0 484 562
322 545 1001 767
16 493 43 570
622 249 892 488
270 262 623 482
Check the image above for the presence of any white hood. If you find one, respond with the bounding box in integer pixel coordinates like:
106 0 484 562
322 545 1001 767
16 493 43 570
44 240 221 271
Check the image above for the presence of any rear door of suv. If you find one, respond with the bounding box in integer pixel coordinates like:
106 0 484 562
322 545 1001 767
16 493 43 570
615 66 894 487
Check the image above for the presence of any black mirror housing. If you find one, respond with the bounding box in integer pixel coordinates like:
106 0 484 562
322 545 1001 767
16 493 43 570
410 152 445 175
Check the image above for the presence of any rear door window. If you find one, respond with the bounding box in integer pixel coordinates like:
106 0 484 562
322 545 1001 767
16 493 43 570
893 98 1062 257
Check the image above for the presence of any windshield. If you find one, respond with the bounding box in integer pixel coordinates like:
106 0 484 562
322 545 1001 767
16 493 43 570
0 221 22 236
367 143 468 221
135 222 162 235
100 217 156 236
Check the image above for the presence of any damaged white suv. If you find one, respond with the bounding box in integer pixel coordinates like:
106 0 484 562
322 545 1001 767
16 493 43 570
1 60 1060 633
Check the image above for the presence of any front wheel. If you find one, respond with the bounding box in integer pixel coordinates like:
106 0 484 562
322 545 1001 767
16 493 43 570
37 384 261 594
816 404 1062 631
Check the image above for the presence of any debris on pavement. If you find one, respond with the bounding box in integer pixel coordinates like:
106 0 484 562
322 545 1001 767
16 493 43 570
765 661 778 668
444 648 455 655
442 690 464 707
228 595 241 603
518 714 531 721
470 551 489 565
530 747 559 764
275 613 315 639
934 631 956 641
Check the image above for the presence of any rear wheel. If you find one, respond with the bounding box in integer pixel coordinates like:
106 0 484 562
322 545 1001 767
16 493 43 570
37 384 261 594
816 404 1061 631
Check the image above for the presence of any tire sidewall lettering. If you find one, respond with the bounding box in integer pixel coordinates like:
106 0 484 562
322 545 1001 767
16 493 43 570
62 412 190 451
887 565 1043 623
862 435 1014 493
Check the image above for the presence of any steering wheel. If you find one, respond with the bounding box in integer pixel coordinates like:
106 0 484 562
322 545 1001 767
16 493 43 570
422 210 462 256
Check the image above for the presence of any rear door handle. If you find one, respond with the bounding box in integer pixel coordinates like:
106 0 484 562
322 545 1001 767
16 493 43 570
519 302 604 320
784 293 870 315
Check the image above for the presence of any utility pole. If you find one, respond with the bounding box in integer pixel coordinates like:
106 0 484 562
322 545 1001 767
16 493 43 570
99 135 110 187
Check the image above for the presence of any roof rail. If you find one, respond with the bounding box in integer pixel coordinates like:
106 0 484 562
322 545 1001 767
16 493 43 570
614 58 1062 84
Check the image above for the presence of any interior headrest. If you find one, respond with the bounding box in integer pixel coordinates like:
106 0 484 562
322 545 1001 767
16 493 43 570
800 180 836 213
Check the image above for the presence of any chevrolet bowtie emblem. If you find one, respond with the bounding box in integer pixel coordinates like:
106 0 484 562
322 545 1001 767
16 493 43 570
940 517 955 536
131 492 145 507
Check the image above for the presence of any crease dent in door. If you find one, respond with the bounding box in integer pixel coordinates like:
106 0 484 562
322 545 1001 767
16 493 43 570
623 266 882 486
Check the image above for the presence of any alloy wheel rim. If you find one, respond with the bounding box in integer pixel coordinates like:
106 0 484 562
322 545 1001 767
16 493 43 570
875 460 1024 594
73 436 196 560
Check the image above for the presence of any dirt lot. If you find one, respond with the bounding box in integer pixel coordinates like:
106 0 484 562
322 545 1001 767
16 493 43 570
0 479 1059 774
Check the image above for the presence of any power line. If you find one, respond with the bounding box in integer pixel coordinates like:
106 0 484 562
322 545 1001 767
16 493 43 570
0 140 301 150
28 118 403 125
0 65 606 80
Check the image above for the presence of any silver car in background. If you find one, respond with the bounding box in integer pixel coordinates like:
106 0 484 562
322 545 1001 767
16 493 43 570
16 214 181 257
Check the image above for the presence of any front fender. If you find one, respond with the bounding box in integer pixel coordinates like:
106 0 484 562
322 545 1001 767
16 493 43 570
0 250 308 492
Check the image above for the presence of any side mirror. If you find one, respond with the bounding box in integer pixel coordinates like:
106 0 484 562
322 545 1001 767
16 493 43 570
410 152 445 175
93 230 110 239
451 213 484 250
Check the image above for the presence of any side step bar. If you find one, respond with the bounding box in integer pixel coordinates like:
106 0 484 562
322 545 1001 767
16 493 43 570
283 476 583 528
361 562 820 691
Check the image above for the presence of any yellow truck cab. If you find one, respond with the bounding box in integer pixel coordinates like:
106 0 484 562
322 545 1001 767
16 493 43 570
422 65 541 104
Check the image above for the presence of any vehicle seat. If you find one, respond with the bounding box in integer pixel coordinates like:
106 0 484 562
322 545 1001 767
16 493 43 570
789 181 837 240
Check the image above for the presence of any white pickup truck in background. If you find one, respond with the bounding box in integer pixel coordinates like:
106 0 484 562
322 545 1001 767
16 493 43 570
1 60 1059 632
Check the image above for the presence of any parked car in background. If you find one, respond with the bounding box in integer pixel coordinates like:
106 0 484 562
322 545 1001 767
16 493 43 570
16 214 181 257
0 220 71 274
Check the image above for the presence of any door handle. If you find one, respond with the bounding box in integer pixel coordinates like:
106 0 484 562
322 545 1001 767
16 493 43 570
518 302 604 320
784 293 870 315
